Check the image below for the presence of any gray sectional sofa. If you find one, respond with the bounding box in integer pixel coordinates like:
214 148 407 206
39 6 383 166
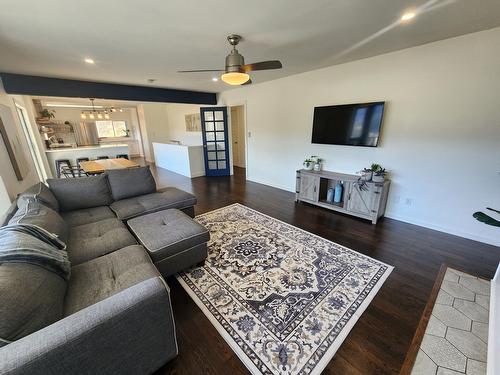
0 166 204 375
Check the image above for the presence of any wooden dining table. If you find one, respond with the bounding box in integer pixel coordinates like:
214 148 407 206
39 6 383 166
79 158 140 174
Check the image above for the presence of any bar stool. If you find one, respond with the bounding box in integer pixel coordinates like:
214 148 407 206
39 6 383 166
116 154 129 160
76 157 89 177
55 159 72 178
97 156 109 160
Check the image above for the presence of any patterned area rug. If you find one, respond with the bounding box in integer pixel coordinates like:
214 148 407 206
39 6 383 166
177 204 393 374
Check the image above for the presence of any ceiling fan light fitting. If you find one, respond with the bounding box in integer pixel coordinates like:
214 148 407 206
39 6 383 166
221 72 250 85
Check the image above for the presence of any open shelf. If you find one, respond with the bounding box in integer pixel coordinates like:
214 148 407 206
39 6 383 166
319 177 345 208
319 199 344 208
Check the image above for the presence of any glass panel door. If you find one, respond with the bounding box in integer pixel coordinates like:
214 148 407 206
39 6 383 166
200 107 230 176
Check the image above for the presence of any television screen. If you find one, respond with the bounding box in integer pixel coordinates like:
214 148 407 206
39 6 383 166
311 102 385 147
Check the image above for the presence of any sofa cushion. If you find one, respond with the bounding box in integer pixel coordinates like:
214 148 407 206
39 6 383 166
106 166 157 201
17 183 59 212
0 263 67 346
64 245 159 316
67 218 137 265
47 175 113 212
61 206 116 227
127 209 209 262
8 201 69 244
110 188 197 220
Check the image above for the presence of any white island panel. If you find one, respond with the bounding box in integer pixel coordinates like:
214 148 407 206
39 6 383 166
153 142 205 178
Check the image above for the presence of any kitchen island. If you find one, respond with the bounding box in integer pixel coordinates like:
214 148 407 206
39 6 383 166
45 144 129 177
152 142 205 178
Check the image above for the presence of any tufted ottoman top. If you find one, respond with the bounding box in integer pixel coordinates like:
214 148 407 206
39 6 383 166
127 208 209 262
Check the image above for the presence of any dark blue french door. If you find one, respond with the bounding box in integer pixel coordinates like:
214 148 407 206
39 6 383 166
200 107 230 176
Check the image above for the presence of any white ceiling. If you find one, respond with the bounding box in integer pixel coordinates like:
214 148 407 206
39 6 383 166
1 0 499 93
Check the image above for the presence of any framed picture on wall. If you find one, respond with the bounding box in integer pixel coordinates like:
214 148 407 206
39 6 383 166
185 113 201 132
0 104 30 181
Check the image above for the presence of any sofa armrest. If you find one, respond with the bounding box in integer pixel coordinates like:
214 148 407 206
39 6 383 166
0 277 178 375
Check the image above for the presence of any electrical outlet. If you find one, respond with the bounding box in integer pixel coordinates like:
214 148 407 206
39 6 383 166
248 131 252 138
405 198 413 206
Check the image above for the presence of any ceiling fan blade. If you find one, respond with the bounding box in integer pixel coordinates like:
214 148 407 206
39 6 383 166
177 69 225 73
242 79 252 85
242 60 282 72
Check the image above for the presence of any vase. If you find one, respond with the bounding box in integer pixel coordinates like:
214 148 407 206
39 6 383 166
313 162 321 171
303 162 313 170
372 174 384 183
361 171 372 181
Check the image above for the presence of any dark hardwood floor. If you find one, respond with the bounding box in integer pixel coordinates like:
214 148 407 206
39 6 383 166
142 162 499 375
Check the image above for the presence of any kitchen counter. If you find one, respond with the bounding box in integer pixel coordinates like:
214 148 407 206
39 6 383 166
45 144 130 177
45 144 129 153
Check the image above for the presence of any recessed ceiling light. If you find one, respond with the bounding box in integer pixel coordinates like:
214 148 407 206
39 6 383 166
212 77 218 82
84 58 95 64
401 12 416 21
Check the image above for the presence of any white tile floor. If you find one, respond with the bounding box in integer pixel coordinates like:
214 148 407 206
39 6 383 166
411 268 490 375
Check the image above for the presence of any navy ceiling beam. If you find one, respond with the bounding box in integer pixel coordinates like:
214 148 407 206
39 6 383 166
0 73 217 105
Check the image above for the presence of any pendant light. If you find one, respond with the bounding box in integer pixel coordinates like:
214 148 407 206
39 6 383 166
80 99 123 119
221 72 250 85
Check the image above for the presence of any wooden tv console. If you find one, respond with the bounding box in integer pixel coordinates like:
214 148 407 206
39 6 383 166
295 169 390 224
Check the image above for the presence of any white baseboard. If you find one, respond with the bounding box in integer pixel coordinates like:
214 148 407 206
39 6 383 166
385 212 500 247
190 171 205 178
246 175 295 193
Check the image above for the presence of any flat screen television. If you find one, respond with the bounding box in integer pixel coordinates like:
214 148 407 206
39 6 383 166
311 101 385 147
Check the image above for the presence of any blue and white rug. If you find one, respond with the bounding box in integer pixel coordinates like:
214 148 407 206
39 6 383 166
177 204 393 374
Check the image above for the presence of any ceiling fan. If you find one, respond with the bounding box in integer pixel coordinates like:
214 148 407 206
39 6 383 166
178 34 282 86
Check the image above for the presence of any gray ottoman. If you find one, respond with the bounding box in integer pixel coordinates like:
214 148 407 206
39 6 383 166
127 209 209 277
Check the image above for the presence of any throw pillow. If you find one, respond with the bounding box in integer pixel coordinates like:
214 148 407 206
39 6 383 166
106 166 157 201
47 174 113 211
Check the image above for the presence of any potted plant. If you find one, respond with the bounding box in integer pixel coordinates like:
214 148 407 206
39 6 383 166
360 167 373 181
313 157 323 171
39 109 56 120
372 168 387 183
303 158 314 170
371 163 381 173
37 109 56 124
359 163 382 181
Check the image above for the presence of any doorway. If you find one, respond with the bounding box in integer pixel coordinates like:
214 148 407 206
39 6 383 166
230 105 246 175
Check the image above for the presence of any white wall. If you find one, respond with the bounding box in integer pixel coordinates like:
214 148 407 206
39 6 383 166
164 103 203 146
0 80 39 200
140 103 169 162
218 27 500 246
140 102 205 162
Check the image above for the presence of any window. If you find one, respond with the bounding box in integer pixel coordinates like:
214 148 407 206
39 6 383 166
95 120 128 138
